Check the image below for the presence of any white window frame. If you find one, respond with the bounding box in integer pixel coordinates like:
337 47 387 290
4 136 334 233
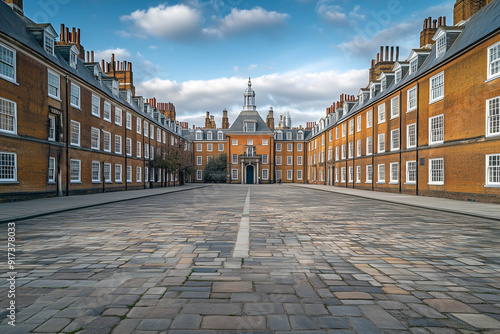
137 166 142 183
126 112 132 130
366 165 373 183
0 152 17 182
103 101 111 122
341 167 346 183
366 136 372 156
357 115 362 132
126 138 132 156
48 115 56 141
341 144 346 159
197 170 203 181
196 143 202 152
429 114 444 145
378 133 385 153
349 119 354 135
232 154 238 164
232 169 238 180
144 121 148 137
356 166 361 183
92 161 101 183
407 123 417 148
70 83 80 109
436 35 446 58
276 156 282 166
157 128 161 142
47 69 60 100
391 128 399 151
486 154 500 186
144 167 149 183
391 96 399 119
0 42 16 83
136 118 142 134
406 160 416 184
263 154 269 164
487 41 500 81
287 143 293 152
91 94 100 117
297 143 302 152
103 131 111 152
137 141 142 158
48 157 55 183
407 86 417 112
218 143 224 152
262 139 268 146
287 156 293 166
207 131 213 140
356 139 361 157
232 139 238 146
70 159 81 183
377 164 385 183
297 170 302 180
70 120 80 146
348 142 353 159
297 156 302 165
196 156 202 166
115 134 122 154
91 127 100 150
126 166 132 183
429 72 445 104
218 131 224 140
207 143 213 152
276 143 282 152
287 170 293 180
367 110 373 128
0 97 17 134
389 162 398 184
348 166 353 183
144 143 149 159
342 123 346 137
409 57 418 74
486 96 500 137
103 163 112 183
429 158 444 185
115 107 122 126
115 164 122 183
378 104 386 124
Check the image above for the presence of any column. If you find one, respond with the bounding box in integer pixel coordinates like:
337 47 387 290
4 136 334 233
241 161 244 184
257 162 259 184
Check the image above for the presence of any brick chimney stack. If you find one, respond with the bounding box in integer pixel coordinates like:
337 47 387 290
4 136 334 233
420 16 446 48
102 53 136 96
369 46 399 82
4 0 23 16
222 109 230 129
57 23 85 60
453 0 492 25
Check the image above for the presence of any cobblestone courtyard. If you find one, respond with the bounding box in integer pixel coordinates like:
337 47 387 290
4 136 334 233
1 184 500 333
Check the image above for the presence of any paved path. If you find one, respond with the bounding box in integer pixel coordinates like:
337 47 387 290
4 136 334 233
0 184 209 224
0 184 499 333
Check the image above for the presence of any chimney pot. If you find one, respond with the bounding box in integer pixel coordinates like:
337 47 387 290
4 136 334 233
86 51 89 62
438 17 442 27
428 17 432 28
371 59 375 67
65 27 69 43
423 18 427 29
396 46 399 61
376 53 380 63
72 27 76 42
433 19 437 28
91 50 94 62
380 46 384 61
390 46 394 61
77 28 80 44
385 46 389 62
443 16 446 26
60 24 65 42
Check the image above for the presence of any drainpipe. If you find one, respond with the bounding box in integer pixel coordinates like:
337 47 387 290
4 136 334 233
65 75 70 196
399 90 402 194
416 81 420 196
372 107 375 191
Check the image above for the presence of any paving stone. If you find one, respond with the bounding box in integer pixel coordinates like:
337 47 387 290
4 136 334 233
452 313 500 329
182 303 242 315
359 305 405 330
408 303 447 319
304 303 329 315
424 299 478 313
268 314 291 331
212 281 252 293
349 317 382 334
335 291 373 300
34 317 71 333
231 293 261 302
137 319 172 331
289 315 318 329
201 316 266 330
170 314 203 329
314 316 350 329
327 306 362 316
244 302 284 315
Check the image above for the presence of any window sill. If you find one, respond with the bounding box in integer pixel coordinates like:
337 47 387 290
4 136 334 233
391 148 399 152
406 108 416 113
390 115 399 120
104 118 111 123
105 181 113 184
115 181 123 184
429 141 444 146
47 181 56 184
485 76 500 83
70 181 82 184
365 181 372 183
388 182 399 185
429 97 444 105
428 182 444 186
484 184 500 188
404 182 416 185
0 181 19 184
70 105 81 110
486 133 500 138
92 113 100 118
48 95 62 102
376 181 385 184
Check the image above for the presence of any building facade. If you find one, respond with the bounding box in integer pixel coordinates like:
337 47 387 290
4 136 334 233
1 0 499 203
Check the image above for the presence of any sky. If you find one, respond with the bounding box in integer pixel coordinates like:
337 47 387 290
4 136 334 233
25 0 454 128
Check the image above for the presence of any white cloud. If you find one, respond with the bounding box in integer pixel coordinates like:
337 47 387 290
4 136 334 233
121 4 202 40
203 7 289 38
94 48 131 62
136 68 366 128
316 1 348 24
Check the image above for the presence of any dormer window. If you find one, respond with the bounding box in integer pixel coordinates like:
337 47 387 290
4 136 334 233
218 131 224 140
298 131 304 140
112 80 119 96
436 35 446 58
381 78 387 91
395 69 402 83
276 131 283 140
127 90 132 103
69 49 78 69
207 131 213 140
286 132 292 140
44 33 55 55
359 94 364 105
409 57 418 74
196 131 203 140
245 121 256 132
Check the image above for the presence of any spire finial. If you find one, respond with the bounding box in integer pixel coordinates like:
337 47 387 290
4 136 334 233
248 77 251 87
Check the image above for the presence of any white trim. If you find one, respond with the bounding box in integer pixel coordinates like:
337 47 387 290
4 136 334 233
486 96 500 138
486 154 500 186
428 158 444 185
0 96 17 135
47 69 60 100
70 83 80 109
91 161 101 183
70 159 81 183
429 71 445 104
487 41 500 81
91 94 100 117
91 127 100 150
407 86 417 112
70 120 80 146
406 160 416 184
0 42 16 83
429 114 444 145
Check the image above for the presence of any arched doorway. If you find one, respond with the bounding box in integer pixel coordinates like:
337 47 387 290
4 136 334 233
246 165 254 184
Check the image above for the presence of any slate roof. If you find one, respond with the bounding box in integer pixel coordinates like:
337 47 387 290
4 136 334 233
226 110 273 135
0 1 180 136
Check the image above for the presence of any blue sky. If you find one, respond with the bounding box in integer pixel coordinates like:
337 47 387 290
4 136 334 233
25 0 454 127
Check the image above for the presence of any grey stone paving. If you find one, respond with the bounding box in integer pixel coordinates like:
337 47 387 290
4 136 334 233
1 184 500 333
